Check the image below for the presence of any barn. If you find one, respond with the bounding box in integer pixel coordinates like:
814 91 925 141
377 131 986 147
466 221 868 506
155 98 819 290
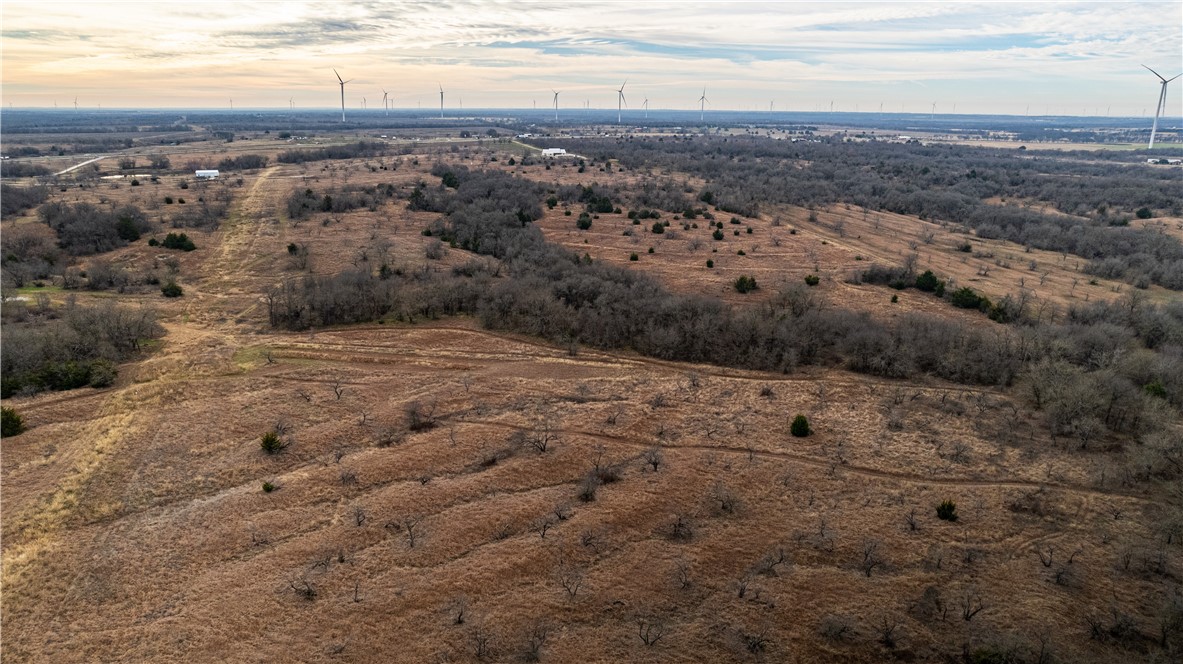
195 169 220 179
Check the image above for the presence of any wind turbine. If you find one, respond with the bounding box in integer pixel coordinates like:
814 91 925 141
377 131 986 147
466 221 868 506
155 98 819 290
333 69 352 122
616 80 627 124
931 102 936 119
698 88 708 122
382 89 389 116
362 96 366 110
74 96 78 111
230 98 233 111
643 98 649 119
439 83 444 119
552 89 559 122
290 97 295 110
1143 64 1181 149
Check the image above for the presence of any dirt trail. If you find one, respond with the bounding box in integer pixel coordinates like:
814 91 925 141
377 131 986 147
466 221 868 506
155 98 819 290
183 166 282 328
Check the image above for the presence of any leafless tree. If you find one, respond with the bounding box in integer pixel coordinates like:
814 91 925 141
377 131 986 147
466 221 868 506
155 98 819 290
877 616 900 648
331 379 344 400
643 446 663 472
961 590 986 621
558 566 584 597
352 505 366 527
470 623 492 660
861 539 885 577
524 621 549 661
756 547 788 576
675 559 692 589
637 617 667 646
290 578 317 601
905 508 919 532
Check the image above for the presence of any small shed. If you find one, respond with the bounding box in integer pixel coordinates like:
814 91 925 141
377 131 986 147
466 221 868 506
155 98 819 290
195 169 219 179
541 148 568 157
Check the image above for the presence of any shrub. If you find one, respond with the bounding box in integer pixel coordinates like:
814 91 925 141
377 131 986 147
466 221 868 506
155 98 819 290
161 232 196 251
629 253 639 261
88 359 117 387
957 242 972 253
262 481 276 492
148 238 159 247
790 414 811 437
804 275 820 286
734 275 758 293
651 222 664 234
648 247 655 254
936 500 958 521
949 287 984 309
915 270 942 292
161 281 184 297
891 294 898 303
713 229 724 241
164 196 174 204
736 249 746 256
260 431 287 454
1135 206 1152 219
576 213 592 230
1 407 26 437
706 260 714 268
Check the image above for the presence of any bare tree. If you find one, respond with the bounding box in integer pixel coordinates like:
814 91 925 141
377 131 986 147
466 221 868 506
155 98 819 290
904 508 919 532
961 590 986 621
861 539 885 577
352 505 366 527
643 446 663 472
331 379 344 400
558 566 584 597
524 621 549 661
637 617 667 646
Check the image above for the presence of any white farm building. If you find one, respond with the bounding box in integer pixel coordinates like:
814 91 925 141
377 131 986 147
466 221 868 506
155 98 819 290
540 148 569 157
195 169 220 179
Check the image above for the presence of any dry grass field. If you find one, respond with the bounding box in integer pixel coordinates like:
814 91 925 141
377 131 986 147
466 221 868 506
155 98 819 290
2 136 1180 663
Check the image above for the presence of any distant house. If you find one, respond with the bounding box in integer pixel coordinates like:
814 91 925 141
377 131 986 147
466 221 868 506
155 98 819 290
195 169 219 179
541 148 568 157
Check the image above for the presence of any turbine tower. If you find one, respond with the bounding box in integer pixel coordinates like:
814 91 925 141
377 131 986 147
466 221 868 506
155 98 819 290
552 89 559 122
290 97 295 110
616 80 627 124
333 69 352 122
643 98 649 120
1144 64 1181 149
73 96 78 111
382 89 389 116
439 83 445 119
698 88 708 122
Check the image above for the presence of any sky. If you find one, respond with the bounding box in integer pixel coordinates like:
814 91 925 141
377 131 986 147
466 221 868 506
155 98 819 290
1 1 1180 116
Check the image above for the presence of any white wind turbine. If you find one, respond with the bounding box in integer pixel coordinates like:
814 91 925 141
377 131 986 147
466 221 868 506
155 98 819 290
333 69 352 122
616 80 627 123
382 89 389 116
552 89 559 121
1144 64 1181 149
698 88 708 122
643 98 649 119
439 83 445 118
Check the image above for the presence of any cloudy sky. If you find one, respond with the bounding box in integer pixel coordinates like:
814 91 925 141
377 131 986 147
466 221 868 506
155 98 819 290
2 1 1180 116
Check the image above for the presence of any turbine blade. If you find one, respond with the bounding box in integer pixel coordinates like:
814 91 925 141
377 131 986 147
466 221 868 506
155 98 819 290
1166 74 1182 83
334 69 343 83
1143 64 1167 82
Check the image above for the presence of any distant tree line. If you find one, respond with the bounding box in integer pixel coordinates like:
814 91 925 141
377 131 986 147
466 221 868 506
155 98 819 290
216 154 268 171
276 141 388 164
535 136 1183 289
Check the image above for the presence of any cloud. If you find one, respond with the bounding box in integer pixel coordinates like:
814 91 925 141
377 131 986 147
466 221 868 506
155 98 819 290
0 0 1178 113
